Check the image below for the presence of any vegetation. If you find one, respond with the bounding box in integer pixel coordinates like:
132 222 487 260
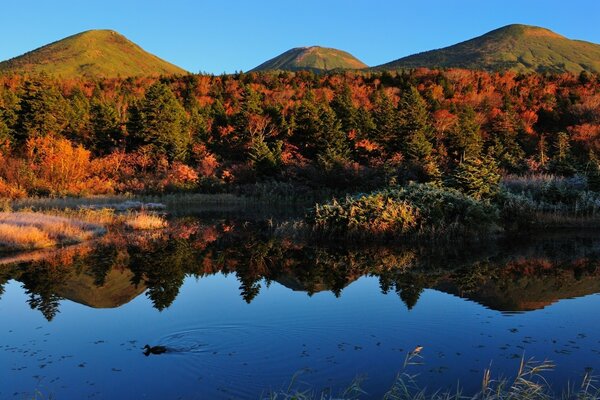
0 211 104 250
310 184 498 239
378 24 600 74
0 30 187 78
265 357 600 400
252 46 368 72
4 215 599 317
0 67 597 201
124 212 167 230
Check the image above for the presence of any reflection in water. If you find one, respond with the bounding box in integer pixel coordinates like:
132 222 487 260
2 220 600 319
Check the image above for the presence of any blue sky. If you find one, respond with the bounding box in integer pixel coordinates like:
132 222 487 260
2 0 599 74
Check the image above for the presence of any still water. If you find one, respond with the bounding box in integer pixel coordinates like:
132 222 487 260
1 216 600 399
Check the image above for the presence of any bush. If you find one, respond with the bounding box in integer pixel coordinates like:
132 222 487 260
496 190 539 231
310 183 499 239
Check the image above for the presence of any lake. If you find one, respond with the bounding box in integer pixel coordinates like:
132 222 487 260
2 213 600 399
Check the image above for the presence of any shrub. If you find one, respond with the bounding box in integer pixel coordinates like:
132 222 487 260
496 190 539 231
310 183 498 239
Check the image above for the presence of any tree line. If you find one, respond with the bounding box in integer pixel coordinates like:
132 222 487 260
0 68 598 196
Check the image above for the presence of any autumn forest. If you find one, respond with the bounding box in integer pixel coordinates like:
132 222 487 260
0 69 598 199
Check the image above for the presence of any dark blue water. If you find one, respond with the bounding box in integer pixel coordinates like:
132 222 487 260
1 224 600 399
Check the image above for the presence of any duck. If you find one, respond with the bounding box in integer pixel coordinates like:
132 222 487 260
143 344 168 356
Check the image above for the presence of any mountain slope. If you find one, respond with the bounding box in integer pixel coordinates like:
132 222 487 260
0 29 187 78
377 24 600 74
252 46 367 72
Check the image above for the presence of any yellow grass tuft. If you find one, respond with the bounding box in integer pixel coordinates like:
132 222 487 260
0 212 105 251
124 213 167 230
0 224 55 250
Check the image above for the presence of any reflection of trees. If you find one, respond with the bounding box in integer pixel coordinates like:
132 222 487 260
86 241 125 286
19 263 70 321
129 237 194 311
4 223 600 316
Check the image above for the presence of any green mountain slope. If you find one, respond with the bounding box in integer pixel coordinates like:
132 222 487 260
377 24 600 74
0 29 187 78
252 46 367 72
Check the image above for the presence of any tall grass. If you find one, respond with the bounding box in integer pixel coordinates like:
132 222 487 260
0 212 105 251
264 355 600 400
124 213 167 230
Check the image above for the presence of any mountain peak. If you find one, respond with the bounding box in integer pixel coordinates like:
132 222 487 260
488 24 565 39
377 24 600 74
252 46 367 72
0 29 187 78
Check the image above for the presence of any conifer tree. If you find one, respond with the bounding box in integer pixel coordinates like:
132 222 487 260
371 90 398 152
90 98 122 154
15 79 68 141
448 153 500 200
448 106 482 163
397 85 433 160
249 134 282 177
134 82 190 161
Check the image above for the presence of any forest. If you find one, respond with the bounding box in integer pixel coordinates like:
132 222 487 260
0 68 598 204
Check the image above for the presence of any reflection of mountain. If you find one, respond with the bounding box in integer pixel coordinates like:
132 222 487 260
3 222 600 318
57 268 146 308
435 264 600 312
274 273 359 296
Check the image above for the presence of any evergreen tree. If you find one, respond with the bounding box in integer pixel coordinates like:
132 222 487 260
315 106 351 171
90 98 122 154
134 82 190 161
15 79 68 142
553 131 576 175
331 85 359 134
371 90 398 152
65 89 92 146
448 106 482 163
488 108 524 171
448 153 500 200
396 85 440 183
292 91 322 158
0 89 19 142
249 134 282 177
586 150 600 192
397 85 433 160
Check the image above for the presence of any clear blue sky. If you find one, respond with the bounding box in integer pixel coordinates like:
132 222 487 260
2 0 599 74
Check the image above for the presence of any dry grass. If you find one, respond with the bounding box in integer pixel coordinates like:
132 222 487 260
265 355 600 400
0 224 54 250
123 213 167 230
0 212 105 251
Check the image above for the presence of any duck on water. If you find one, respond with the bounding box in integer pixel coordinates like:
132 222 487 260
143 344 168 356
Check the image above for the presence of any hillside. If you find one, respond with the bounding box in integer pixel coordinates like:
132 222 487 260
0 29 187 78
377 24 600 74
251 46 367 72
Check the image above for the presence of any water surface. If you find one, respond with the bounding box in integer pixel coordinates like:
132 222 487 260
2 218 600 399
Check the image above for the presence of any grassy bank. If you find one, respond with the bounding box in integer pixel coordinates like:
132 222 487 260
0 212 105 251
0 206 168 252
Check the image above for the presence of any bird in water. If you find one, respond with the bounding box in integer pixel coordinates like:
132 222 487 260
143 344 168 356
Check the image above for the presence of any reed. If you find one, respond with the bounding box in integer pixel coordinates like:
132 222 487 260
265 356 600 400
123 213 167 230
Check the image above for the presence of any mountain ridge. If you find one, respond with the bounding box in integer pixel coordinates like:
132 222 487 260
375 24 600 74
251 46 368 72
0 29 187 78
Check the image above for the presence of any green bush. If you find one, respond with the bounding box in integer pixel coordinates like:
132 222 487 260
496 190 539 231
310 183 499 239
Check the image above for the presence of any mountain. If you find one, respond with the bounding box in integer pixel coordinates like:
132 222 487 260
58 268 146 309
0 29 187 78
252 46 367 72
377 24 600 74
